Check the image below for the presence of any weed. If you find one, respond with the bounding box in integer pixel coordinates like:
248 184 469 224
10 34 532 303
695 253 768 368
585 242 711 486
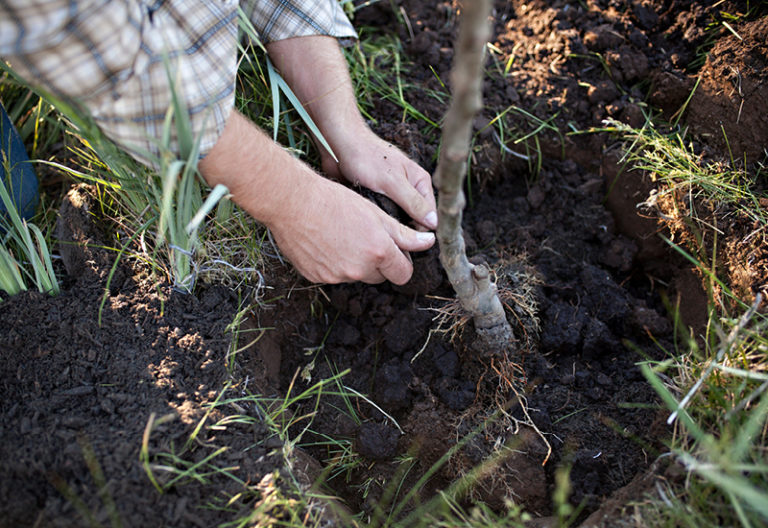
640 291 768 527
482 103 564 182
344 31 442 134
0 157 59 297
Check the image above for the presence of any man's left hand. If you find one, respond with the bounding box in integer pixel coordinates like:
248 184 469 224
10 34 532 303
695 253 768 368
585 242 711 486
321 127 437 231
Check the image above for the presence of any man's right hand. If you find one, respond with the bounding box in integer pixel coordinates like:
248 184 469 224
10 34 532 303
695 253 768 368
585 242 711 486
270 174 434 284
199 110 434 284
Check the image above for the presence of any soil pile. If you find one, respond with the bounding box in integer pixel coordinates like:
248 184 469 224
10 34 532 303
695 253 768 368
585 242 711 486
0 187 282 527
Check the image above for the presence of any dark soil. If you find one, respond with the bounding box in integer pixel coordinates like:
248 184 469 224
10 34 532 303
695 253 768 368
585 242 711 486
2 1 767 526
0 186 284 527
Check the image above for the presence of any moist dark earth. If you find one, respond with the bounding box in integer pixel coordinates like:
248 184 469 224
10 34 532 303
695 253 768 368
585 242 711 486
2 1 767 526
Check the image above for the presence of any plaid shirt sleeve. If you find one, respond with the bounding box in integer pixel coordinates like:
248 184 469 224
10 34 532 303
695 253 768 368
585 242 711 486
0 0 356 168
242 0 357 44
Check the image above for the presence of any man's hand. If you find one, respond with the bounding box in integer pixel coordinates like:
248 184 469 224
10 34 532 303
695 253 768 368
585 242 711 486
321 127 438 230
202 35 439 285
270 175 434 284
199 111 434 284
266 36 438 230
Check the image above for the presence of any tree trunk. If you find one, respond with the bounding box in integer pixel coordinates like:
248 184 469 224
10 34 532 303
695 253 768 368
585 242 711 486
433 0 514 352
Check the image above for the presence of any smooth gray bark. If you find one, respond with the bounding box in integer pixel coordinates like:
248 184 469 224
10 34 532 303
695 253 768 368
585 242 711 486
433 0 514 350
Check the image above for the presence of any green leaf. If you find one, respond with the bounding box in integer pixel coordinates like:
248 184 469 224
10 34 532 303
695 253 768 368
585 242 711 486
266 58 339 163
186 184 230 239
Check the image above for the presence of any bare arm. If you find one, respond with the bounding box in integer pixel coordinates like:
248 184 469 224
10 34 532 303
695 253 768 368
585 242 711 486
266 36 438 230
198 110 434 284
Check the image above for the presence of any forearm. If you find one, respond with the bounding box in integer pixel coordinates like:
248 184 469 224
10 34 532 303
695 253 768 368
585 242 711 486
266 36 367 154
198 110 316 227
267 35 438 230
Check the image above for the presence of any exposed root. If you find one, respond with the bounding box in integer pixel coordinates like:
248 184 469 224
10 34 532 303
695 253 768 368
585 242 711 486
492 357 552 467
424 253 542 359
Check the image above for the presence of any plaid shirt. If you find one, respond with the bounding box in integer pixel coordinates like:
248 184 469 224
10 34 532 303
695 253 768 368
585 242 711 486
0 0 356 166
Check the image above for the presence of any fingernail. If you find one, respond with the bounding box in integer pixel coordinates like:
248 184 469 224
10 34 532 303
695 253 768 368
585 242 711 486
424 211 438 229
417 232 435 244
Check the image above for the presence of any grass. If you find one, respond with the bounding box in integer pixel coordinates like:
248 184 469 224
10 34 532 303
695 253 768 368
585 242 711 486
604 118 767 226
344 31 443 135
639 290 768 527
138 369 374 527
0 102 59 298
602 115 767 311
1 76 61 292
481 103 563 182
603 116 768 527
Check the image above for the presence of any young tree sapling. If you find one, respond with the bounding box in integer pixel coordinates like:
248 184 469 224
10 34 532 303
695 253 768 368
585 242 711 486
433 0 514 352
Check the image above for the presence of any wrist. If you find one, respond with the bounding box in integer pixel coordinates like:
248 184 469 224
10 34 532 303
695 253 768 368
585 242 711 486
318 118 372 168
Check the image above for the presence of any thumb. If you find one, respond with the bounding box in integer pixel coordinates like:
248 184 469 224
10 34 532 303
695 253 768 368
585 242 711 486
383 215 436 252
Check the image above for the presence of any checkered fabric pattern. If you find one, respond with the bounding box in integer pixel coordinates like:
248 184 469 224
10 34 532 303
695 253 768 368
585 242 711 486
0 0 357 167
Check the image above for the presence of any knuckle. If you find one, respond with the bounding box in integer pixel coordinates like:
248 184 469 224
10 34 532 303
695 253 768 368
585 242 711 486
371 245 389 263
409 191 425 212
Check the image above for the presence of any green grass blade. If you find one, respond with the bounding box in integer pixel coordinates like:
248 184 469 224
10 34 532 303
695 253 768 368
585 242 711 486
235 7 267 53
681 452 768 519
157 160 185 246
0 245 27 295
640 362 706 441
0 164 58 295
266 57 282 142
731 390 768 463
28 223 59 295
162 59 194 160
186 184 229 237
267 58 339 163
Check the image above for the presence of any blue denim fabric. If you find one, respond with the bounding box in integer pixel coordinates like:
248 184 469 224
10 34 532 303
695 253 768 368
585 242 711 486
1 102 39 222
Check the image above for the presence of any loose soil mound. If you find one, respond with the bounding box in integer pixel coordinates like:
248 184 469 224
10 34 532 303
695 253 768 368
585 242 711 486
1 187 282 527
688 16 768 166
2 1 767 526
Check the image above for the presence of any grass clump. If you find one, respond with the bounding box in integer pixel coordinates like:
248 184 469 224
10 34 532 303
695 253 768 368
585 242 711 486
0 175 58 298
345 31 442 134
0 170 58 298
604 117 767 306
605 118 767 227
0 95 59 295
605 117 768 527
641 291 768 527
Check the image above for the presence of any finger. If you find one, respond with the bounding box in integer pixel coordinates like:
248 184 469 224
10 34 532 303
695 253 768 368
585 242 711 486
378 243 415 285
358 270 387 284
408 163 436 200
382 215 436 253
402 248 413 266
405 165 437 214
410 167 438 219
382 165 438 229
